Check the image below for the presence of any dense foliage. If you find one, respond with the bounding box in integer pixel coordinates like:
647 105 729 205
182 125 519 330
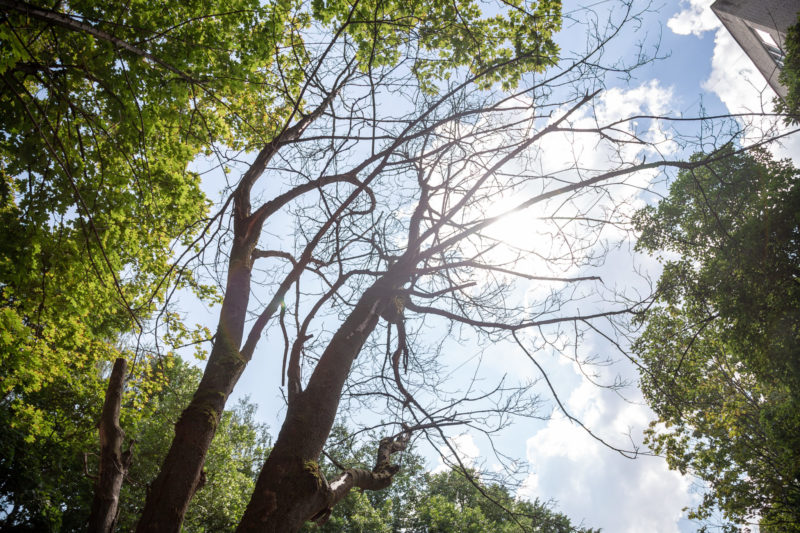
633 147 800 531
0 0 272 446
778 13 800 122
1 358 588 533
408 469 596 533
0 357 270 531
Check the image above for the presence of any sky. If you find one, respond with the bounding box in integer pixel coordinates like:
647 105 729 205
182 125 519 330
506 2 799 532
184 1 799 531
510 2 799 531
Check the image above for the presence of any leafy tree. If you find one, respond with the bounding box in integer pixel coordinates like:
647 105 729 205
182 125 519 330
633 147 800 531
302 426 593 533
0 354 103 531
777 13 800 122
0 356 270 532
409 469 597 533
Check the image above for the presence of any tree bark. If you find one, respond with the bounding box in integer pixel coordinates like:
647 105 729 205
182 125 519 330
134 94 336 533
135 239 253 533
236 268 410 532
88 357 131 533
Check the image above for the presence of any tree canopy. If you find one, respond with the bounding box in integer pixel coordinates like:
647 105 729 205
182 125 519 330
0 0 255 446
2 0 797 531
633 146 800 531
1 351 590 532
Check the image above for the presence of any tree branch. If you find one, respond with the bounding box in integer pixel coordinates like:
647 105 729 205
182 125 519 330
320 430 412 524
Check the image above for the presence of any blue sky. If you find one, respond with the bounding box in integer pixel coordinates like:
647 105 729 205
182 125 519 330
183 1 800 531
508 2 799 531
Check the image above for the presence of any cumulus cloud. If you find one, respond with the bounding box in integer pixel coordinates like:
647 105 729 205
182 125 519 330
433 432 481 473
486 81 677 271
667 0 720 37
668 0 800 164
706 20 800 164
704 25 775 113
666 0 772 113
520 379 694 532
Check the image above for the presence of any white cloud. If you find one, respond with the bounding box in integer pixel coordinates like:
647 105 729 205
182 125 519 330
598 80 674 120
433 432 481 473
702 17 800 164
520 380 694 532
667 0 720 37
665 0 800 164
489 82 676 260
703 26 775 113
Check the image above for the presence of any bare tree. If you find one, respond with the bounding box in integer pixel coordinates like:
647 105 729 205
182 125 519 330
126 1 796 532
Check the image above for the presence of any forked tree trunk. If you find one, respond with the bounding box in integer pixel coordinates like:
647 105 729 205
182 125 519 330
134 96 332 533
236 270 410 532
88 357 132 533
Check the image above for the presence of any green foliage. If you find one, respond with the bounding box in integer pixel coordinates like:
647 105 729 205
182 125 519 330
1 166 135 440
633 147 800 531
116 358 271 532
409 469 596 533
0 360 104 531
777 13 800 123
0 0 266 444
0 356 270 531
302 426 593 532
309 0 561 92
0 1 286 524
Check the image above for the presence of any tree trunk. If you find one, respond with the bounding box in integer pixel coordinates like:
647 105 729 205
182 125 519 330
236 270 409 532
88 357 131 533
134 96 335 533
135 242 253 533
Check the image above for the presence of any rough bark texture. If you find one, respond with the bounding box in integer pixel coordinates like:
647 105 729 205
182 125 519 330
88 357 131 533
135 240 253 533
326 432 411 505
134 101 331 532
236 267 411 532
